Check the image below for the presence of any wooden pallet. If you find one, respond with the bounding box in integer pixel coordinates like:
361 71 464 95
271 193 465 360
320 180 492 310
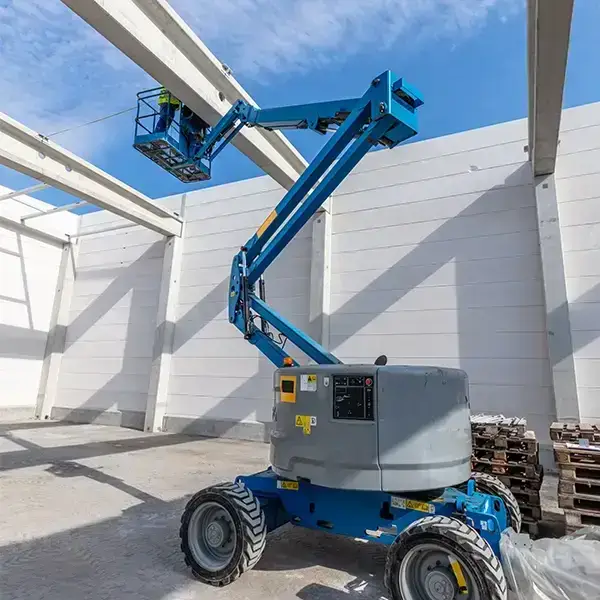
472 432 538 453
519 504 542 521
558 491 600 513
559 478 600 497
511 487 541 506
564 508 600 531
558 463 600 482
491 472 543 491
472 447 539 465
551 422 600 443
554 442 600 467
521 518 540 538
471 415 527 437
472 458 543 480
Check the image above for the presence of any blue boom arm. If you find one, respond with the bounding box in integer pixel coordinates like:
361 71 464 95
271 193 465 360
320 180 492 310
189 72 422 367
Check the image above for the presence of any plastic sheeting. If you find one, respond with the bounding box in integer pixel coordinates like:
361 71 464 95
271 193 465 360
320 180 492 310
500 527 600 600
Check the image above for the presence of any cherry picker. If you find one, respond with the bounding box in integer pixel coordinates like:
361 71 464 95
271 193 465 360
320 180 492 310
134 72 518 600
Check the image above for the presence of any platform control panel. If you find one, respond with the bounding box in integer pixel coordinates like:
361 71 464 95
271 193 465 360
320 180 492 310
333 374 374 421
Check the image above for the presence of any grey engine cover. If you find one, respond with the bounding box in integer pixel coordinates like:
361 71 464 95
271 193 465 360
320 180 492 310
270 364 471 492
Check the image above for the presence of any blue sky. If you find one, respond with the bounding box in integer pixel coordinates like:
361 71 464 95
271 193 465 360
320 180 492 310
0 0 599 213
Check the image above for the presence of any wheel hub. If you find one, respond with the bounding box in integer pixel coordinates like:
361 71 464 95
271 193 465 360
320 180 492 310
206 521 226 548
399 544 478 600
187 501 237 572
424 568 457 600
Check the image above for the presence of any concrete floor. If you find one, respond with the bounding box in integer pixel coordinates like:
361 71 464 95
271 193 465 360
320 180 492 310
0 420 562 600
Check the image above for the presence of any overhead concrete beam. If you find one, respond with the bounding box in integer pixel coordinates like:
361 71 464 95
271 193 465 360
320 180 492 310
527 0 574 176
0 183 49 203
62 0 307 190
0 111 183 237
0 213 68 246
21 200 89 221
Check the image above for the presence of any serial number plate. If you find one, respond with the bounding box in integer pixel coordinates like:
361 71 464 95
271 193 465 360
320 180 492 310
391 496 435 514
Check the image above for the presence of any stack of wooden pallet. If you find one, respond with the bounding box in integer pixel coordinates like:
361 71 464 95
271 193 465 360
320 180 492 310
471 415 543 536
551 422 600 532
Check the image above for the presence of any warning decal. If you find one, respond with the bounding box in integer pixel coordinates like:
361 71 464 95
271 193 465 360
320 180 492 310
300 374 317 392
295 415 317 435
391 496 435 514
277 480 299 491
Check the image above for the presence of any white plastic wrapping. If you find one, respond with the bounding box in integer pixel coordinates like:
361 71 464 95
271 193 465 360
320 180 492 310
500 527 600 600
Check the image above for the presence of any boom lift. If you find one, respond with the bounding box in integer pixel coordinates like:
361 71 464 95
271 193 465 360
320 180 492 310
135 72 518 600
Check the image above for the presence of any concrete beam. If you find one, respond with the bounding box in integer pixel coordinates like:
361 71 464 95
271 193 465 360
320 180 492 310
145 196 186 432
21 200 88 221
62 0 306 190
36 242 80 420
534 174 579 422
308 201 332 350
0 213 68 246
527 0 574 176
0 111 183 237
0 183 49 202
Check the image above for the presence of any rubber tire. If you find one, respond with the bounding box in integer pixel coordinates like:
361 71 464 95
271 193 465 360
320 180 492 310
180 481 266 586
384 515 507 600
462 472 522 533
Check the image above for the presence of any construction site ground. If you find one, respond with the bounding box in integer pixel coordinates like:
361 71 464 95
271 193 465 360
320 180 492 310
0 420 563 600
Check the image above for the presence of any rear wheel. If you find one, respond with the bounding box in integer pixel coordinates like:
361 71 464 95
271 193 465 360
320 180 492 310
180 481 266 586
384 516 507 600
461 472 522 533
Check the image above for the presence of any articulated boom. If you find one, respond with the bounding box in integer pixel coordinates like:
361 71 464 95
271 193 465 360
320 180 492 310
134 72 423 367
226 72 423 367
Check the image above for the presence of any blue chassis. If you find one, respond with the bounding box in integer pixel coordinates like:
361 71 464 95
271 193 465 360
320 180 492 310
236 468 507 557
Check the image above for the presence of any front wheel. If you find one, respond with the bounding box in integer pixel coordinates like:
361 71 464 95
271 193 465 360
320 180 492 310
384 516 507 600
180 481 266 586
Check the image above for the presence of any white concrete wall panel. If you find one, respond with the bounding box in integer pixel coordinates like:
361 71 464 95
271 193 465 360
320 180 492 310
0 193 78 412
168 178 312 427
55 208 165 417
556 102 600 423
329 119 553 441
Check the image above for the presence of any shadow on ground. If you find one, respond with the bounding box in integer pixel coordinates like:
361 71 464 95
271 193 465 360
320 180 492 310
1 421 390 600
1 494 390 600
297 581 383 600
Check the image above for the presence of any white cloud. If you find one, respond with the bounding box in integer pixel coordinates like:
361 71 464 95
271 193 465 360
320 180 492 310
172 0 522 76
0 0 521 161
0 0 150 158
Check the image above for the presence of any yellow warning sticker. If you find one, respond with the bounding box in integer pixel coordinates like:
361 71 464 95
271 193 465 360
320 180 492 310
277 480 299 491
300 374 317 392
391 496 435 514
295 415 317 435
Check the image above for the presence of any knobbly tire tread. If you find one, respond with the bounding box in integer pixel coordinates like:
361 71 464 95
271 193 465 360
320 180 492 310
384 515 507 600
180 481 266 586
462 472 522 533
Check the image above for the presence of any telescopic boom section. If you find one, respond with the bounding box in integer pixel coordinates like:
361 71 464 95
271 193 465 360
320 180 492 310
225 71 423 368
